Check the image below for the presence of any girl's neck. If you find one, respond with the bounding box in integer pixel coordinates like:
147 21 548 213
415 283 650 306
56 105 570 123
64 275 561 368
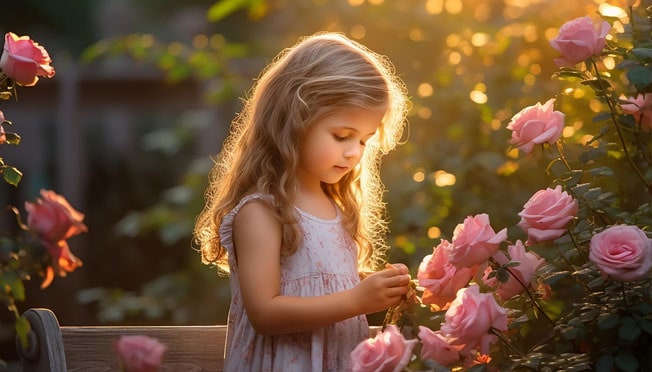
295 184 337 220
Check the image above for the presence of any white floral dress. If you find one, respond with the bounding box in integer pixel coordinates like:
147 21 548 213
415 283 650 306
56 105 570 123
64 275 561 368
219 193 369 372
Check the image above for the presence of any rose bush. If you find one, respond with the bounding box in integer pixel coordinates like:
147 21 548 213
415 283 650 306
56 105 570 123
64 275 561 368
352 3 652 371
0 32 87 361
350 325 418 372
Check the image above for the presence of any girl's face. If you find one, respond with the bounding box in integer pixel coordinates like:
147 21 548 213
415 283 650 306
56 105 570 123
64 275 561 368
297 107 384 189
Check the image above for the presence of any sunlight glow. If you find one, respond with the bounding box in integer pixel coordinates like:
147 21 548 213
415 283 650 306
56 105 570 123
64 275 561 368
425 0 444 14
428 226 442 239
350 25 366 39
603 56 616 70
599 3 627 18
449 51 462 65
347 0 364 6
418 107 432 119
446 34 461 48
445 0 463 14
434 170 456 186
418 83 434 97
470 90 488 104
562 126 575 138
589 99 603 113
471 33 490 47
368 0 384 4
210 34 225 49
524 24 538 42
473 3 491 22
579 134 594 145
413 170 426 182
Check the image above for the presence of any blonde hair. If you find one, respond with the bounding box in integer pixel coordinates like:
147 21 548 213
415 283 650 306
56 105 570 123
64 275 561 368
193 32 409 274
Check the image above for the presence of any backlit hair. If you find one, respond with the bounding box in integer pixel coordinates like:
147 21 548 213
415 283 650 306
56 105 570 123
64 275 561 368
193 32 409 274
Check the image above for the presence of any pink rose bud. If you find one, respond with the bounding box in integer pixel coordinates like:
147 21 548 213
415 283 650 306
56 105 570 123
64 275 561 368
417 327 462 367
448 213 507 268
493 240 546 300
507 98 565 155
549 16 611 67
115 335 168 372
589 225 652 282
518 185 578 244
621 93 652 131
417 239 475 310
350 325 418 372
440 284 508 354
25 189 87 243
0 32 55 86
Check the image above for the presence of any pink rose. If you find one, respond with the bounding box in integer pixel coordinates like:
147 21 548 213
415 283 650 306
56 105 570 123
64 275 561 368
448 214 507 268
0 112 5 145
589 225 652 281
418 327 462 367
549 16 611 67
507 98 565 155
518 185 578 244
115 335 168 372
25 189 87 243
42 240 82 276
621 93 652 131
0 32 55 86
440 284 508 354
350 325 418 372
492 241 546 300
417 239 475 310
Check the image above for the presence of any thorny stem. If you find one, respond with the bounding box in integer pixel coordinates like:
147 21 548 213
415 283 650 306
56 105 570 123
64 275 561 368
490 327 525 358
590 59 650 190
504 267 556 327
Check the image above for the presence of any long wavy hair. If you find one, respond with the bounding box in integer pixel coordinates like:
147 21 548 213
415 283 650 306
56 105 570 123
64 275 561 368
193 32 409 274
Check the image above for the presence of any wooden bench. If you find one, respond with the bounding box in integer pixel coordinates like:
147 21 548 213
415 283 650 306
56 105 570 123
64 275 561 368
16 308 381 371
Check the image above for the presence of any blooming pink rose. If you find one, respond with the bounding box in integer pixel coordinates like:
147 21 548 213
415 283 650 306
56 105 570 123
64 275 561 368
507 98 565 155
589 225 652 281
25 189 87 243
492 241 546 300
621 93 652 131
549 16 611 67
417 239 475 309
448 214 507 268
42 239 82 275
418 327 462 367
518 185 578 245
0 32 55 86
440 284 508 354
115 335 168 372
350 325 418 372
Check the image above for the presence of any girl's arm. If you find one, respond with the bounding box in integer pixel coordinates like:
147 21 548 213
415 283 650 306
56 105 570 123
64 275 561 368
232 200 410 336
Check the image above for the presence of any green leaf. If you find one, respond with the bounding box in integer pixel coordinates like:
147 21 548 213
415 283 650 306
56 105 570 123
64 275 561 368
597 313 619 330
631 47 652 59
614 351 639 372
207 0 251 22
618 317 641 341
14 317 31 350
639 319 652 335
1 166 22 186
627 65 652 90
592 112 612 123
596 354 614 372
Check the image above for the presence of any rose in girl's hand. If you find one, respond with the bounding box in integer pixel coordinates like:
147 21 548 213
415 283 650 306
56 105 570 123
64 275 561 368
507 98 565 155
115 335 168 372
549 15 611 67
589 225 652 281
448 213 507 268
350 325 417 372
517 185 578 245
417 326 462 367
0 32 55 86
440 284 508 354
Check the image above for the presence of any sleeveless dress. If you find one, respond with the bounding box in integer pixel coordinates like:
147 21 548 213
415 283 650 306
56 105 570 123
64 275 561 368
219 193 369 372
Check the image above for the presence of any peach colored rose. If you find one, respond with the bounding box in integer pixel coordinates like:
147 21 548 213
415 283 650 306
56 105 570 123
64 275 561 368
42 240 82 276
518 185 578 245
25 189 87 243
350 325 418 372
448 214 507 268
507 98 565 155
621 93 652 131
417 326 462 367
589 225 652 281
417 239 475 310
489 241 546 300
440 284 508 354
0 32 55 86
115 335 168 372
549 16 611 67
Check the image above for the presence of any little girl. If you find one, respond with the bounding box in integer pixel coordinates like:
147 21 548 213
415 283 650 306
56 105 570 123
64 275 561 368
193 32 411 371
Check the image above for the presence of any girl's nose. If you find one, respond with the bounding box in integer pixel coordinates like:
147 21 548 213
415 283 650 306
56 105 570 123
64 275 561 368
344 143 363 159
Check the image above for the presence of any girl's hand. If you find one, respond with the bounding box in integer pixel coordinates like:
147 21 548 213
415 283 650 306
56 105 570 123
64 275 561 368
354 263 411 314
